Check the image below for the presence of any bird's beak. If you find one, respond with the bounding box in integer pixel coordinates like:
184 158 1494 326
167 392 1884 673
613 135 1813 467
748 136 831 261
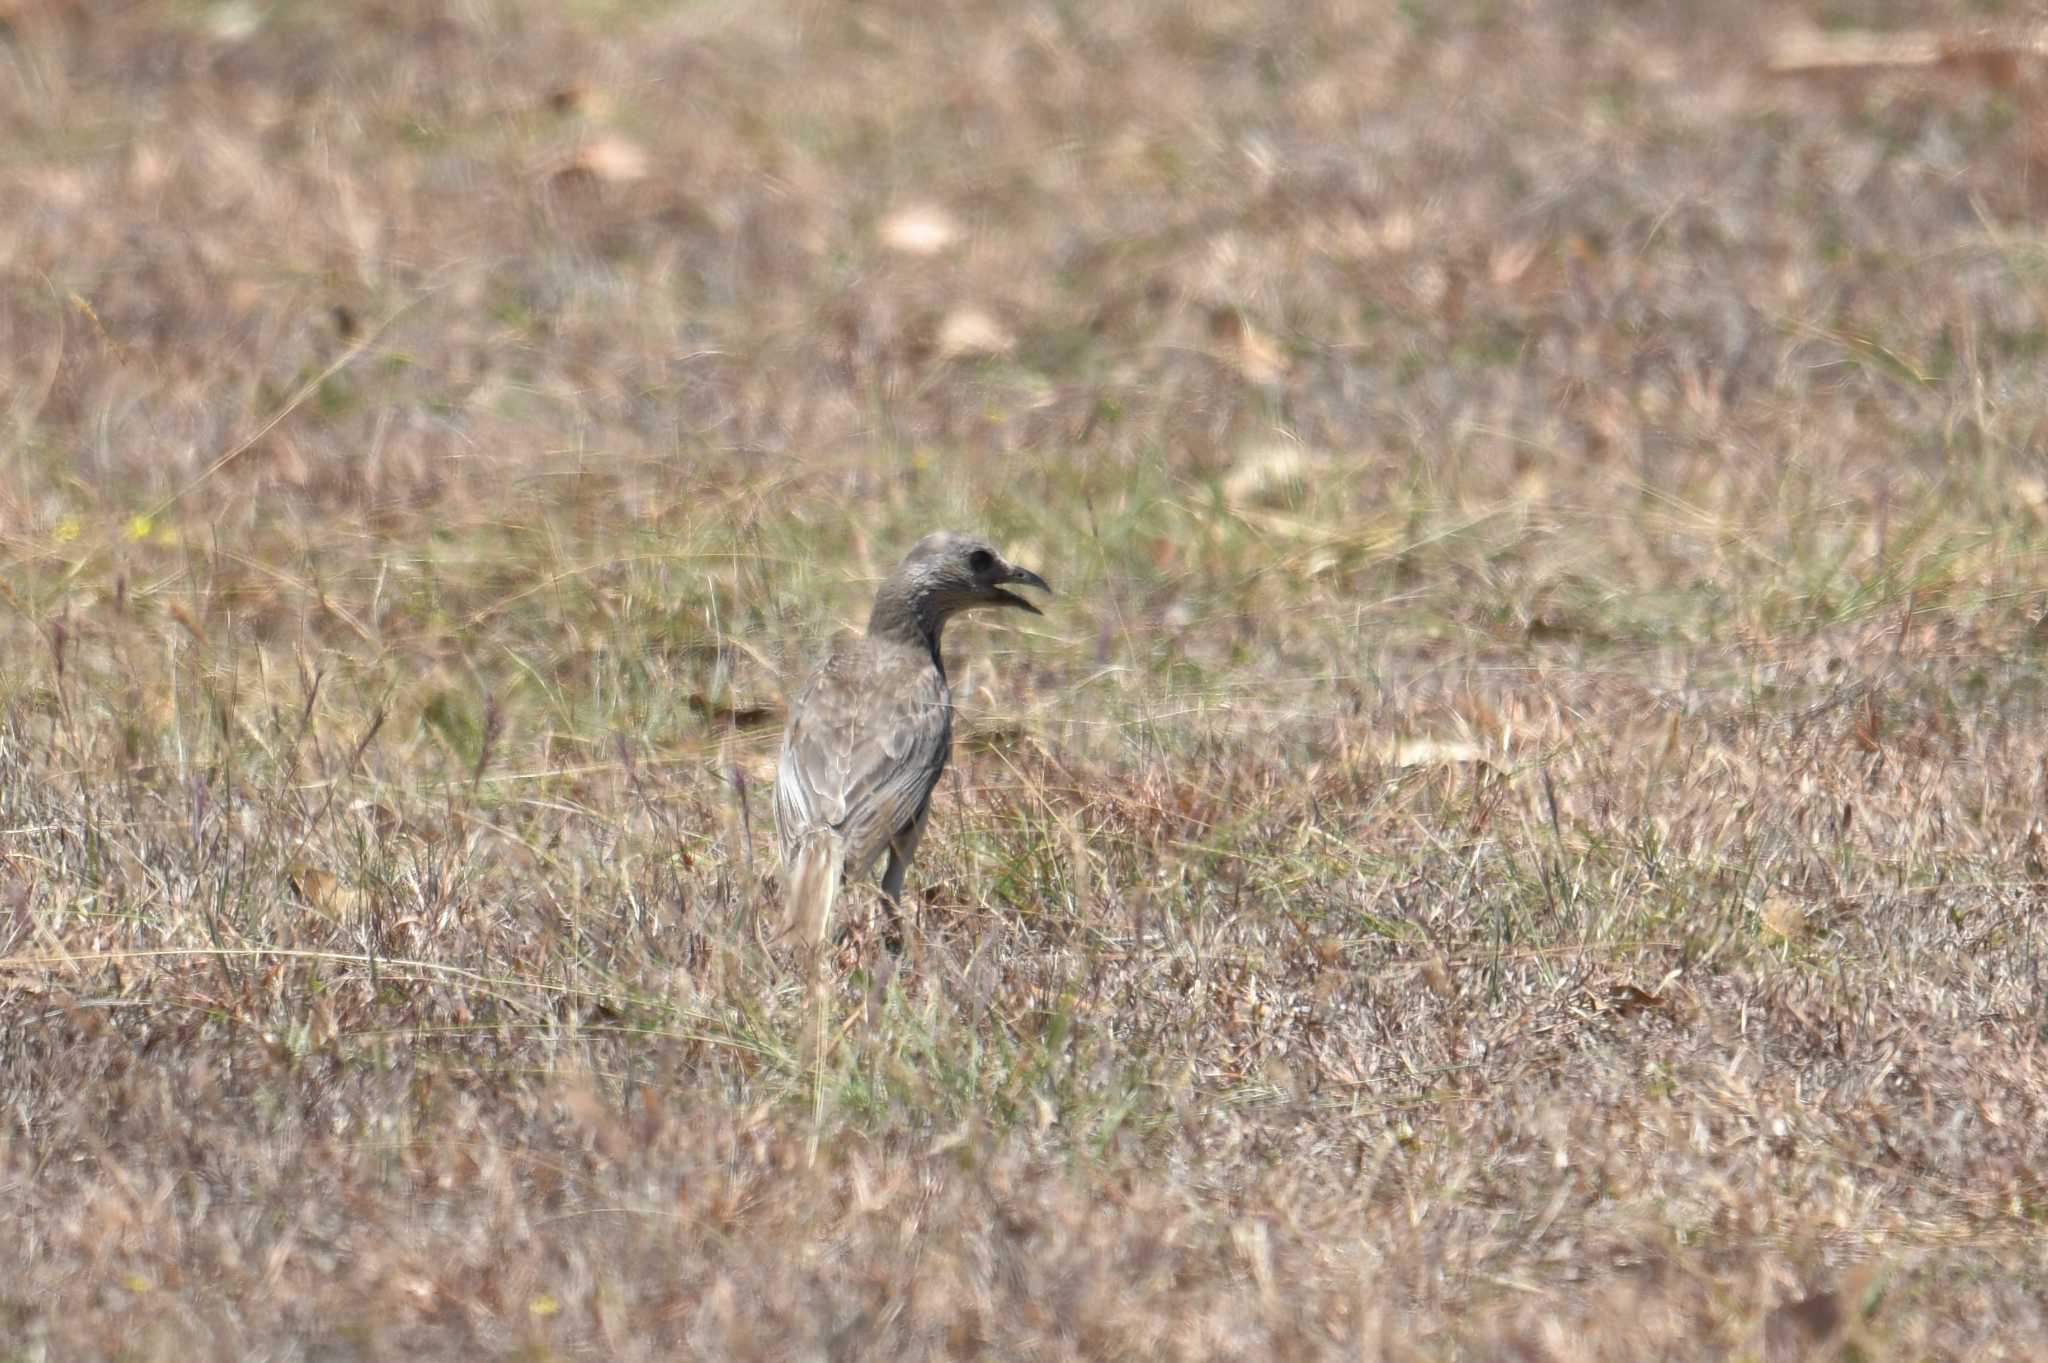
988 564 1050 615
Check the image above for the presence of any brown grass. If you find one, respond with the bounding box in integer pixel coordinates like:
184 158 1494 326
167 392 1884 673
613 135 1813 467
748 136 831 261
4 0 2048 1357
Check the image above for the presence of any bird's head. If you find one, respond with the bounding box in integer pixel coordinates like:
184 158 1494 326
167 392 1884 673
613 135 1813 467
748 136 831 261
869 530 1051 645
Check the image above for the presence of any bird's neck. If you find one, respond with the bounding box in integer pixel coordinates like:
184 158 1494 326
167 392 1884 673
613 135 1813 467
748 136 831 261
866 596 947 677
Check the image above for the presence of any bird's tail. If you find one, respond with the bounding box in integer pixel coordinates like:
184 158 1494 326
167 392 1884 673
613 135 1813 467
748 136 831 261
782 832 844 948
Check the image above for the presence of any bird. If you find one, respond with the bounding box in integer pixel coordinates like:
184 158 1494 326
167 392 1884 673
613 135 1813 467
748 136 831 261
774 531 1050 949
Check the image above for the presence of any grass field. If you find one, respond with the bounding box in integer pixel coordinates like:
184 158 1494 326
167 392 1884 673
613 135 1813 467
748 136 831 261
4 0 2048 1357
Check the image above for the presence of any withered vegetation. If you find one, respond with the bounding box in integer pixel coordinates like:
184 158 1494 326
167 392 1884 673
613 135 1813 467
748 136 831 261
3 1 2048 1358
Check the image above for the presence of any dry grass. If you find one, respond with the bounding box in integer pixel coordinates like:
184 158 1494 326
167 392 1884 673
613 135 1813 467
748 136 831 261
3 0 2048 1357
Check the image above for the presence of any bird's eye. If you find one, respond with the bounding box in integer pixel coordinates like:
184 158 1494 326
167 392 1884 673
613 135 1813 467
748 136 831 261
968 548 995 574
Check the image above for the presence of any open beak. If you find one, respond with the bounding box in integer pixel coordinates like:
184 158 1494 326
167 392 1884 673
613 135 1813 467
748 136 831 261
988 564 1050 615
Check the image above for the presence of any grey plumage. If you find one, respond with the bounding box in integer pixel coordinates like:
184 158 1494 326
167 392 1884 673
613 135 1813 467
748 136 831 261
774 531 1050 946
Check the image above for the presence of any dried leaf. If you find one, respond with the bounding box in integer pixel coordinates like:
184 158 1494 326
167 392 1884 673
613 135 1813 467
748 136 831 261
935 306 1014 359
166 601 207 644
1760 894 1807 941
558 135 650 185
546 83 611 118
1388 737 1490 769
1603 982 1665 1015
1208 306 1288 385
878 204 961 256
1767 26 2036 85
1221 444 1315 507
1488 237 1541 287
289 866 365 921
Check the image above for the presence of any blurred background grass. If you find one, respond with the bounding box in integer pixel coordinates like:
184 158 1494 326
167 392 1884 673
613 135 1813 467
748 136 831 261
4 1 2048 1358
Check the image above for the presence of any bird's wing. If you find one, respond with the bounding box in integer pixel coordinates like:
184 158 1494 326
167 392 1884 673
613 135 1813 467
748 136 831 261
775 634 952 880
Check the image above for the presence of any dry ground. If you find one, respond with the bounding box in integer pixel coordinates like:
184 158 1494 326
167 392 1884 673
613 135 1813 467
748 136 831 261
3 0 2048 1357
